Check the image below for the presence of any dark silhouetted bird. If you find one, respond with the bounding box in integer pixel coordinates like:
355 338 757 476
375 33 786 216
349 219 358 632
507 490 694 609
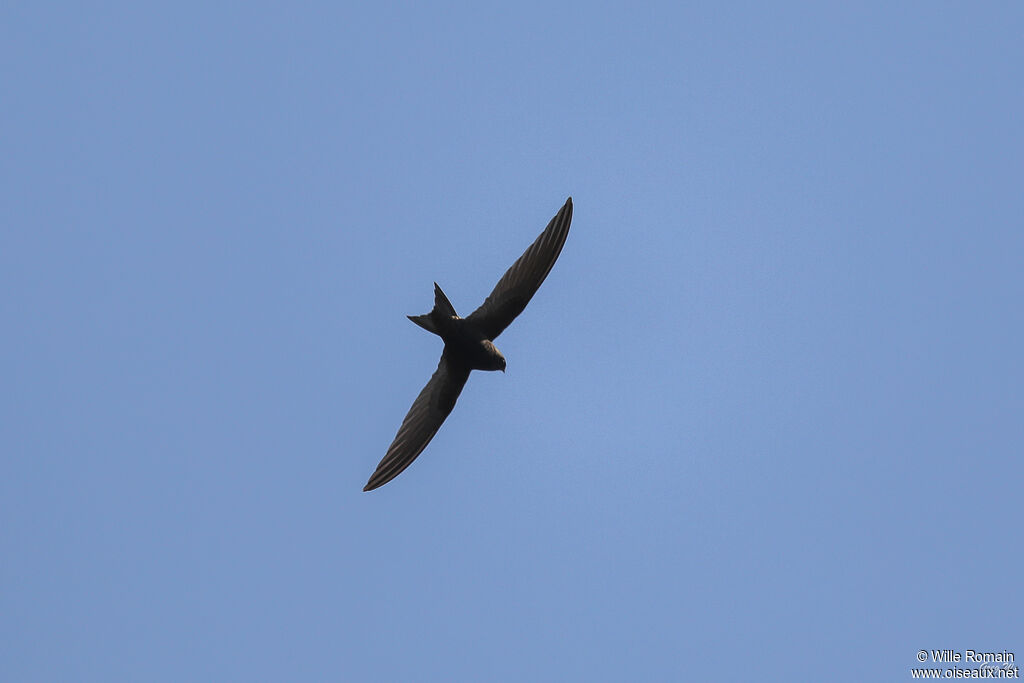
364 197 573 491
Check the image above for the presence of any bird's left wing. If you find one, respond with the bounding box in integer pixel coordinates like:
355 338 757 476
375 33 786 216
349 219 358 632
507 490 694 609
363 352 471 491
465 197 573 340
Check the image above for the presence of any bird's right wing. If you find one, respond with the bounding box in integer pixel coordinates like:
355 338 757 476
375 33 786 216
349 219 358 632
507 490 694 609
465 197 573 340
363 353 471 491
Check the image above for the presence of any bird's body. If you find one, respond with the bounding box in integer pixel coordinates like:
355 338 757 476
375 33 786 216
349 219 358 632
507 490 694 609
443 329 506 374
409 287 507 372
364 197 573 491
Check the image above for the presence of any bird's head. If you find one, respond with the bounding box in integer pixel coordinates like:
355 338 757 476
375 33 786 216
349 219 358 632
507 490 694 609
482 340 506 372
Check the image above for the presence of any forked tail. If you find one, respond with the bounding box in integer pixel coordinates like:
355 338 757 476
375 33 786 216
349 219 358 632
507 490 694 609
407 282 458 335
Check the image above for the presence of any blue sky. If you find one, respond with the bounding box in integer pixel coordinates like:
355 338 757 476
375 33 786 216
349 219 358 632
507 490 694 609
3 2 1022 681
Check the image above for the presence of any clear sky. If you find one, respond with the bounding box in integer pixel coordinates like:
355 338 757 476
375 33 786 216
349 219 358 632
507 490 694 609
3 2 1022 681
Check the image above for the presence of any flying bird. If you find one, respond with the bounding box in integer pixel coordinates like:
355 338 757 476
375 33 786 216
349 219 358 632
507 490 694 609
364 197 574 491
